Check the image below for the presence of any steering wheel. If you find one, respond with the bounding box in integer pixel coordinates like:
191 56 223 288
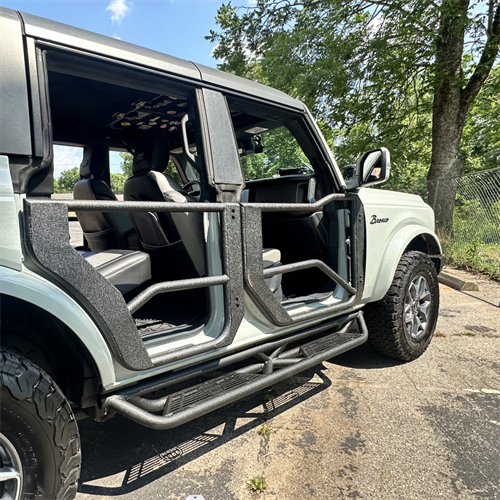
182 180 201 197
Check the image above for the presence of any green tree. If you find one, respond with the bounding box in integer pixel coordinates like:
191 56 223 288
110 173 126 193
208 0 500 235
120 152 133 178
56 166 80 193
241 126 310 180
461 64 500 172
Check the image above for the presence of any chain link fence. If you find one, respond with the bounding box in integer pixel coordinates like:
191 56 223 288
427 167 500 282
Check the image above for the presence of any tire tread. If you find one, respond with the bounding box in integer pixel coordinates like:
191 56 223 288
0 349 81 500
364 251 438 361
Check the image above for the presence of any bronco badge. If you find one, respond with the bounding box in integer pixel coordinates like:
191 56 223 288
370 215 389 224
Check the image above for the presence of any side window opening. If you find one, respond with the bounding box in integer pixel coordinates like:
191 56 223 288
239 126 312 182
52 145 83 198
41 49 210 338
165 158 183 185
228 96 339 304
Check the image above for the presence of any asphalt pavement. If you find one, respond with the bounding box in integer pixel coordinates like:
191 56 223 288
75 277 500 500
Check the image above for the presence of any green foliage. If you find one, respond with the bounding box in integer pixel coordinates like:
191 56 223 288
442 240 499 281
208 1 499 194
55 166 80 193
258 423 273 435
247 476 267 492
440 195 500 280
110 173 126 193
241 127 309 180
461 66 500 174
120 152 134 178
452 198 500 244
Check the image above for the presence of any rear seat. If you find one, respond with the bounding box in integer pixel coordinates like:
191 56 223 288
79 245 280 297
79 249 151 294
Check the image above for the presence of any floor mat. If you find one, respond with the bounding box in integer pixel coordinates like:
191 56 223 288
281 291 333 309
133 290 206 339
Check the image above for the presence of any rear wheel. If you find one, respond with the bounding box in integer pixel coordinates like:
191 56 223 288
364 251 439 361
0 349 81 500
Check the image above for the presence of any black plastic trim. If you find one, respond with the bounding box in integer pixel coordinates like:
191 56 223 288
429 254 445 275
23 199 245 370
23 199 153 371
241 194 365 326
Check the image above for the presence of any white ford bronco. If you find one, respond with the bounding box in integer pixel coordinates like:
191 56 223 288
0 8 443 499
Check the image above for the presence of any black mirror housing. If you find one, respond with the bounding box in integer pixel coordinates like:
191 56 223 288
344 147 391 190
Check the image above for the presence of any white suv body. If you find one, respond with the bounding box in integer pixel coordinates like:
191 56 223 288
0 7 442 499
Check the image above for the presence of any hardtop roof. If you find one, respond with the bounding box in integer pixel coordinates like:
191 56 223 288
14 8 303 111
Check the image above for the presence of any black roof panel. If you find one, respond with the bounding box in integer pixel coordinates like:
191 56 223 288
17 9 303 111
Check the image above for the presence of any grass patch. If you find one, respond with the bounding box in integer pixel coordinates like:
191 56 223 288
258 423 274 435
441 240 500 281
247 476 267 493
434 331 446 338
454 331 476 336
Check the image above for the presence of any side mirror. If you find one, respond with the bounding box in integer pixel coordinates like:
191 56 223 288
344 147 391 190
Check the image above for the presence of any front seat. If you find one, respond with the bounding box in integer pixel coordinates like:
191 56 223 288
73 144 138 251
123 130 205 278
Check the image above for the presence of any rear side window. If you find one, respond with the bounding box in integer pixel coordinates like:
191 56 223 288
42 48 206 195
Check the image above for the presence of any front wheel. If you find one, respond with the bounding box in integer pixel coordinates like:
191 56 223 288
0 349 81 500
364 251 440 361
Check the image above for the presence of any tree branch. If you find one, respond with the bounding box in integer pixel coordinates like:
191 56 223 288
461 1 500 110
488 0 495 34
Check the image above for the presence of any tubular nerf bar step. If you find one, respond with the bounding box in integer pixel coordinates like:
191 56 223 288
103 313 368 429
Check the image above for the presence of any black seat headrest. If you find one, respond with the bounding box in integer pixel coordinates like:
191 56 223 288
80 144 109 179
132 130 171 175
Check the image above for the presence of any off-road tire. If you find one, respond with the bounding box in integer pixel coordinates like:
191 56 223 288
0 349 81 500
364 251 439 361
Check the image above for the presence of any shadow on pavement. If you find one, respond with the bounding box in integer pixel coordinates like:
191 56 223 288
459 289 499 308
330 342 404 369
77 366 330 497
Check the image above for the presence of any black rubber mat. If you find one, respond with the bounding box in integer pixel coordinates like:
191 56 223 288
300 330 364 358
133 290 206 339
281 291 333 308
163 372 260 415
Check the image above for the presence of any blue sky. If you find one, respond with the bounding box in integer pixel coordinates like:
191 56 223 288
1 0 248 175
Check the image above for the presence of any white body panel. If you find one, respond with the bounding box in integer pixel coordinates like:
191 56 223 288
0 266 116 387
0 153 440 391
0 156 23 271
0 156 116 386
358 188 441 302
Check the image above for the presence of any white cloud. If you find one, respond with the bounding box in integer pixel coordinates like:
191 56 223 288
112 34 121 40
107 0 131 23
53 145 83 178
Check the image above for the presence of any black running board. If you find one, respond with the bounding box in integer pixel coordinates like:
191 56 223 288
103 313 367 429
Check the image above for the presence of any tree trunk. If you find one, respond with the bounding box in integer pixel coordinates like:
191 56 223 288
427 0 469 239
428 0 500 238
427 98 465 238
